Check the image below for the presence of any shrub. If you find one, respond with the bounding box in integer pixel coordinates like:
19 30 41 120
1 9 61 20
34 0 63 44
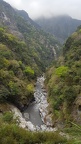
8 81 19 96
63 86 76 105
55 66 69 78
24 66 34 78
26 83 34 95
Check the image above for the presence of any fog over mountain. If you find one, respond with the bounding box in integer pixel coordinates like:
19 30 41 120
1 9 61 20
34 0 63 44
4 0 81 20
35 15 81 43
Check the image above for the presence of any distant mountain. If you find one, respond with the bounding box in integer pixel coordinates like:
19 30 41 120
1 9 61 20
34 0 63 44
35 15 81 43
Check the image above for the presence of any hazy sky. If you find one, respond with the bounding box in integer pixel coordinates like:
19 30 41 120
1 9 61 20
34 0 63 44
4 0 81 20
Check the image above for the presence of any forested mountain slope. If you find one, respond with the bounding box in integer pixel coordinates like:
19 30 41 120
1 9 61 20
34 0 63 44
0 0 60 110
0 0 60 72
35 15 81 43
45 26 81 126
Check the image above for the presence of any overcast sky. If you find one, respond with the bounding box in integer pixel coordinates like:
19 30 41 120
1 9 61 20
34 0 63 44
4 0 81 20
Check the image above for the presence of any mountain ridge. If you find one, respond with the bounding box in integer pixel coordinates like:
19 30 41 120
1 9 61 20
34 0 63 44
35 15 81 43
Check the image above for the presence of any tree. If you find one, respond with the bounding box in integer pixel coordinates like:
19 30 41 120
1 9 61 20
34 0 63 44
24 66 34 78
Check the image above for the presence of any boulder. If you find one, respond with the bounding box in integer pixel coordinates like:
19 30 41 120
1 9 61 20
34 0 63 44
23 113 29 120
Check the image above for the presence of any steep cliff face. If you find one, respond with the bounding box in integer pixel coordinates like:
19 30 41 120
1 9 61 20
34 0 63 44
45 26 81 126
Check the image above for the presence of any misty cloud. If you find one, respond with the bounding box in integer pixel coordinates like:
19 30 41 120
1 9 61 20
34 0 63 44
4 0 81 20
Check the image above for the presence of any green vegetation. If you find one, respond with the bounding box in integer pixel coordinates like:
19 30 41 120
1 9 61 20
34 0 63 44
55 66 69 77
0 125 67 144
63 123 81 144
24 66 34 79
45 26 81 125
2 111 14 123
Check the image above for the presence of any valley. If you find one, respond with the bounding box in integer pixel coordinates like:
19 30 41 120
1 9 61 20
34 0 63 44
0 0 81 143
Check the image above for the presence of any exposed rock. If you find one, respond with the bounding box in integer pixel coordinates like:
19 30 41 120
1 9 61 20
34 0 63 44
26 121 36 131
10 105 36 131
23 113 29 120
41 125 47 131
36 76 53 126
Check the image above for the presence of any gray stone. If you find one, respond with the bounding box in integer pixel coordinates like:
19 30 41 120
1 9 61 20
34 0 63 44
23 113 29 120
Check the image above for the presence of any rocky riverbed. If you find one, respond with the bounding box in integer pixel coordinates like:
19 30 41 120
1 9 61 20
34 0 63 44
11 76 57 132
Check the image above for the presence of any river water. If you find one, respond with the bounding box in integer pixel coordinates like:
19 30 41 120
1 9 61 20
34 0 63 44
23 76 45 126
23 102 43 126
23 76 54 130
